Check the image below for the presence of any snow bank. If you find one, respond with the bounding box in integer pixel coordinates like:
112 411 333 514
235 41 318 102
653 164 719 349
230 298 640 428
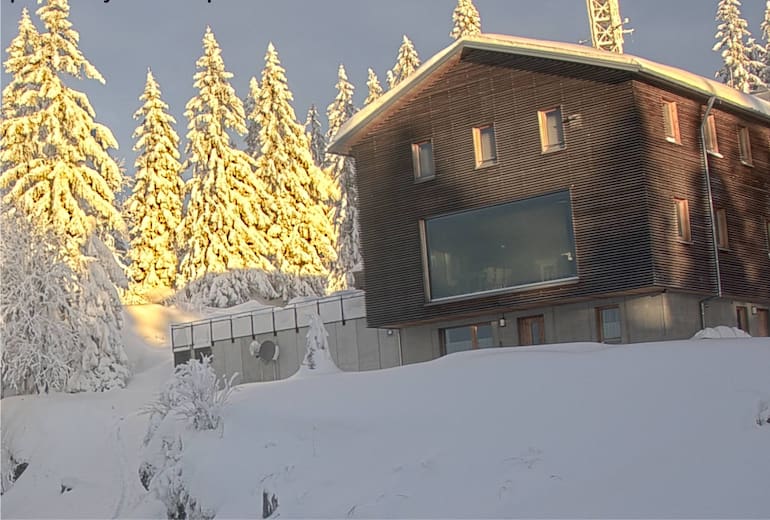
692 325 752 339
2 337 769 518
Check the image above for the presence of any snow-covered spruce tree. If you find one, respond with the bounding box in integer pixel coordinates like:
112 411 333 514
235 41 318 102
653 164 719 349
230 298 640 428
244 76 261 159
0 0 130 391
295 313 339 376
760 1 770 84
713 0 765 93
124 69 184 303
364 68 383 105
253 43 338 299
387 35 421 89
325 64 361 292
0 0 125 260
177 27 274 307
0 209 77 396
305 104 326 168
450 0 482 39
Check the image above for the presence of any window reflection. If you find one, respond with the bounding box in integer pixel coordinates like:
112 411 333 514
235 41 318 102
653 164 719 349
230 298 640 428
424 191 577 301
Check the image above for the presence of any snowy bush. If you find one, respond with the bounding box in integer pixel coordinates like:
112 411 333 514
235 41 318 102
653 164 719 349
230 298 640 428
142 356 236 444
1 434 27 495
294 313 340 377
149 437 213 520
176 269 279 309
0 210 78 395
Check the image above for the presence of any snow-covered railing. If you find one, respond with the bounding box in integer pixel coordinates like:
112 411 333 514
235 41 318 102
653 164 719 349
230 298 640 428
170 292 366 351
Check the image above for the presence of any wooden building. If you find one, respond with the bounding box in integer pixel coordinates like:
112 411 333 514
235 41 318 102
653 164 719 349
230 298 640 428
329 34 770 361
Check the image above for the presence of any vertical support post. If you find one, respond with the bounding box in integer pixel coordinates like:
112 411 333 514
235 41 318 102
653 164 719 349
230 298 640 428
230 318 234 343
271 308 277 336
293 305 299 333
340 295 346 326
250 313 255 339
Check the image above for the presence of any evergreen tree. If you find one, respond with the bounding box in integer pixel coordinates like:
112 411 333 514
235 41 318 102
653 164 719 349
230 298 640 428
325 64 361 292
450 0 482 39
244 76 261 159
760 1 770 84
388 35 420 89
253 43 338 298
124 69 184 302
0 0 124 260
177 27 273 302
0 9 42 192
305 104 326 168
364 68 383 105
713 0 764 92
0 0 129 391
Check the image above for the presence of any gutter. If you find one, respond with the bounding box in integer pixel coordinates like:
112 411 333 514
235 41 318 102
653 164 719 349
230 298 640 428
700 96 722 299
698 96 721 330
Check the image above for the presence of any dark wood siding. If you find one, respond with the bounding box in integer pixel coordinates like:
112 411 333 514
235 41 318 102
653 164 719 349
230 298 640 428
353 51 655 328
634 80 770 303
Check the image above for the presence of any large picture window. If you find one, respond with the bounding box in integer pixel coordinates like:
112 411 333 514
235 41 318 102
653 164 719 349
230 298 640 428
422 191 578 302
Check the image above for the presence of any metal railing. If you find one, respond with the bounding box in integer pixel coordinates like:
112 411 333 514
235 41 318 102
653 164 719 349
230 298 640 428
170 292 366 351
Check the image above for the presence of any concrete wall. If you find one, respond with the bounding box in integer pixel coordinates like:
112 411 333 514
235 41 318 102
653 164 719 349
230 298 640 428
397 291 769 363
205 317 401 385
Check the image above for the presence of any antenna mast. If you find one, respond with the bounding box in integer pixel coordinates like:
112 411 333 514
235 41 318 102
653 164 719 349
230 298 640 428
585 0 630 53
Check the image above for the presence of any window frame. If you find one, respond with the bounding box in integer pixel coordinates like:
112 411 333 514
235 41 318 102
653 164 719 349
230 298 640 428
411 139 436 181
737 126 753 166
538 106 566 153
419 190 579 304
766 217 770 252
596 305 622 343
674 198 692 242
472 123 498 168
662 100 681 144
704 113 720 156
736 306 749 334
715 208 729 250
440 322 495 355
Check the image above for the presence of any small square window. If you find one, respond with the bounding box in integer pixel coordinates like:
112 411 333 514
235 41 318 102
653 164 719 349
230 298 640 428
538 107 566 152
738 126 753 165
663 100 681 144
674 198 691 242
705 114 719 155
716 208 729 249
412 140 435 180
473 124 497 167
597 306 622 343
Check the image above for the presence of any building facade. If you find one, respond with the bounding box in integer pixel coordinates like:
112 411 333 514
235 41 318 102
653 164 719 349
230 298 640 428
329 34 770 363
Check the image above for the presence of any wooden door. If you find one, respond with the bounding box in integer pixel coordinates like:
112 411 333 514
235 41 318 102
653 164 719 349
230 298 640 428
757 309 769 337
518 315 545 346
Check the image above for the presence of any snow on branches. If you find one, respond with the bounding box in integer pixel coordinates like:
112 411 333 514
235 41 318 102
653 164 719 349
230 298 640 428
713 0 765 92
450 0 482 39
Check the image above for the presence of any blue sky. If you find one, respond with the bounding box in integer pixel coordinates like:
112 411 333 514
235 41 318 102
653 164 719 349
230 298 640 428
1 0 766 170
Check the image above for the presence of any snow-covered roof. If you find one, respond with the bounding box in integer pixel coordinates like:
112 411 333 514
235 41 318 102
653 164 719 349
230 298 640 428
329 33 770 155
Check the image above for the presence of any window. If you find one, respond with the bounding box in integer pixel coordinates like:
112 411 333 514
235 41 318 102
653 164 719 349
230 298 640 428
674 198 691 242
473 124 497 167
442 323 494 355
716 208 729 249
412 140 435 180
538 107 566 152
766 218 770 251
736 306 749 334
597 306 622 343
421 190 578 302
738 126 753 165
662 100 681 144
705 114 719 155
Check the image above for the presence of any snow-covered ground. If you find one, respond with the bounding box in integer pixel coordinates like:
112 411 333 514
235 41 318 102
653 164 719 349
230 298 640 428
2 306 769 518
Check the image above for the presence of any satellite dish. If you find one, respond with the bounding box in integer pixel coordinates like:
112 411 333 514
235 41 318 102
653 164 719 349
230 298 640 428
252 339 279 363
